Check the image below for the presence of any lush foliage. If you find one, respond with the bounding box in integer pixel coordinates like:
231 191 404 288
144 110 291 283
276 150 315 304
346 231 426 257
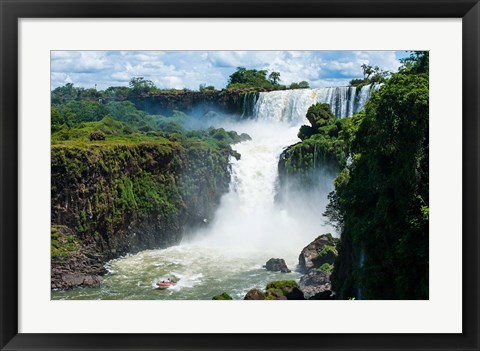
280 103 361 184
51 81 254 262
328 52 429 299
289 81 310 89
51 225 80 260
349 64 390 88
226 67 285 90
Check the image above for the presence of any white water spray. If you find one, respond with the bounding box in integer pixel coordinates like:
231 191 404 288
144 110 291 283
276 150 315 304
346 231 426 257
188 86 378 253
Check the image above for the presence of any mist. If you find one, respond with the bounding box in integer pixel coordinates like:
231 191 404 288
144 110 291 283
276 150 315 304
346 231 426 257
182 118 336 258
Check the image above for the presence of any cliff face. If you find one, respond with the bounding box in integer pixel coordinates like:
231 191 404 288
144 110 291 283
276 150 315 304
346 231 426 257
51 141 232 289
129 90 259 117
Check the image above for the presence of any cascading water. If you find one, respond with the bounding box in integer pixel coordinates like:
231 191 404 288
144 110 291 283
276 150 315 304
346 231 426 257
52 85 376 300
254 84 377 123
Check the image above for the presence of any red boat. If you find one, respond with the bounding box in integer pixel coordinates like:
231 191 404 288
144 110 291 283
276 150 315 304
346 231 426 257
156 280 177 289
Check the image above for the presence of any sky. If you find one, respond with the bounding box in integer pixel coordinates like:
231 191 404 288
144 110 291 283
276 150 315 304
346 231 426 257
51 50 410 91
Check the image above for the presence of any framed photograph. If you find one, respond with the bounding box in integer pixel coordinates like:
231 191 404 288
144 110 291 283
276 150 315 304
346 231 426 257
1 0 478 350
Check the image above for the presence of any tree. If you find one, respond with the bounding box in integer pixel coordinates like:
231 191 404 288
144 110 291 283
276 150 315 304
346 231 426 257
129 77 156 95
361 64 374 79
227 67 274 90
51 83 79 104
289 81 310 89
305 103 335 130
329 55 429 300
268 71 281 85
104 86 131 100
297 81 310 89
400 51 429 75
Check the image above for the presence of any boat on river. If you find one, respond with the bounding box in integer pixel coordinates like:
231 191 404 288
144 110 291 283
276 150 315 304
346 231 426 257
156 280 177 289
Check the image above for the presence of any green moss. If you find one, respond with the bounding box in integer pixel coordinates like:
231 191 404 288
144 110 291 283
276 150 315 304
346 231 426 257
264 280 304 300
319 245 338 257
319 263 333 273
266 280 299 290
51 226 80 260
212 292 233 300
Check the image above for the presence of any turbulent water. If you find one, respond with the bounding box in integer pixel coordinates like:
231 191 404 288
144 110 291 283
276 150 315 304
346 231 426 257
52 86 374 300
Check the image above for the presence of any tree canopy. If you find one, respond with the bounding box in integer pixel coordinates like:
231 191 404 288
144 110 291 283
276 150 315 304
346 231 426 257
328 51 429 299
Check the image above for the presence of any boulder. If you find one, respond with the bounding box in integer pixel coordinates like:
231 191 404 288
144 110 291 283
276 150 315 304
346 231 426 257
299 269 331 299
212 292 233 300
244 288 266 300
265 258 291 273
61 273 103 289
265 280 305 300
298 233 339 273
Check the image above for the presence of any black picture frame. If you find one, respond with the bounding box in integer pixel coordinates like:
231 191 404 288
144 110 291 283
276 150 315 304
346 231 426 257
1 1 478 350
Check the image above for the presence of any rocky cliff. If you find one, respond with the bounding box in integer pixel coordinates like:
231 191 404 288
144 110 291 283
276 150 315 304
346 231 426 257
130 90 259 117
51 140 233 289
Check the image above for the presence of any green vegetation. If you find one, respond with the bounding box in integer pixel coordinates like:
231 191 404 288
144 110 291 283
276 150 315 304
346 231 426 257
327 52 429 299
226 67 311 91
212 292 233 300
51 225 80 260
349 64 390 88
318 263 333 273
226 67 285 90
265 280 304 300
51 80 252 261
289 81 310 89
279 103 359 185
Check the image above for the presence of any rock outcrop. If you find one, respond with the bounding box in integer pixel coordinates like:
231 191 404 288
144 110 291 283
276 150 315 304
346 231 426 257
244 288 266 300
51 225 106 290
297 233 339 299
51 142 232 290
130 90 260 118
298 233 339 273
243 281 305 300
265 258 291 273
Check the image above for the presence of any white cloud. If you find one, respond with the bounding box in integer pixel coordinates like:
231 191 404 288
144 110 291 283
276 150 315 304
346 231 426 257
51 50 405 90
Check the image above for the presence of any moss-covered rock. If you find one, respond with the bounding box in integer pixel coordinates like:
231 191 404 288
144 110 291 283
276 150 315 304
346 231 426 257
244 288 266 300
298 234 339 273
312 245 338 268
212 292 233 300
265 280 305 300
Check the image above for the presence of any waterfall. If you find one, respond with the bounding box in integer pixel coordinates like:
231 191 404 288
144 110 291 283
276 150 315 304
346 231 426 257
240 91 258 119
196 84 378 251
254 84 377 122
53 84 381 300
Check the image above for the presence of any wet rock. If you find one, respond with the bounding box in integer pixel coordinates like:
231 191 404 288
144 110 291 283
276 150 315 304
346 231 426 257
212 292 233 300
299 269 331 299
298 233 339 273
265 290 288 300
265 280 305 300
61 273 103 289
244 288 266 300
265 258 291 273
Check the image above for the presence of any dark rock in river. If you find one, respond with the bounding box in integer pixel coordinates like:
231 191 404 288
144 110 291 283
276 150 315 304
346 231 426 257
244 288 266 300
265 258 291 273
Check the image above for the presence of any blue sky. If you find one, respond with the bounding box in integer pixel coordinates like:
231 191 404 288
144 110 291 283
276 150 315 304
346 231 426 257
51 50 410 91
